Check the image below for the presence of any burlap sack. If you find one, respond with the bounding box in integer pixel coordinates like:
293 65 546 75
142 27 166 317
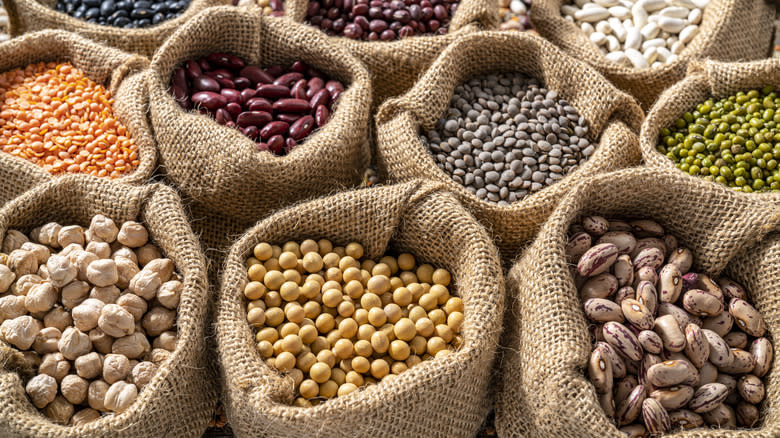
495 166 780 438
148 7 371 226
4 0 228 57
285 0 499 107
0 175 216 437
375 30 644 259
530 0 776 110
217 181 504 437
642 57 780 204
0 29 157 204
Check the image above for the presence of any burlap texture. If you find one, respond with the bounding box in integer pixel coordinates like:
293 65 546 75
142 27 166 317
285 0 499 107
148 7 372 228
4 0 229 57
375 31 644 259
495 166 780 438
0 30 157 203
217 181 504 438
642 57 780 204
530 0 776 110
0 175 216 437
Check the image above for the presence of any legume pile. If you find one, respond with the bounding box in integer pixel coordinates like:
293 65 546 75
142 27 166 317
562 0 709 69
499 0 531 31
244 239 463 405
658 86 780 193
420 72 593 205
0 62 139 178
305 0 457 40
0 216 181 425
233 0 284 16
569 216 771 434
55 0 191 28
169 54 343 156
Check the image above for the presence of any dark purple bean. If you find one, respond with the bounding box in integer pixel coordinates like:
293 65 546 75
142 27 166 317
289 115 315 141
260 121 290 140
273 98 311 113
274 72 304 88
433 4 447 19
256 84 291 99
233 77 252 90
242 126 260 141
399 25 414 38
325 80 344 95
354 15 370 29
185 60 202 80
380 29 395 40
321 18 333 29
310 15 323 26
226 102 243 117
310 88 331 109
352 3 369 15
198 58 213 72
292 79 308 100
209 69 234 80
247 98 273 113
428 19 440 32
315 105 330 126
240 66 274 86
207 53 245 70
226 121 236 129
191 92 226 111
216 108 232 124
392 9 410 23
285 137 298 153
332 18 347 33
236 111 273 128
331 89 342 102
241 88 258 102
369 19 387 32
389 21 403 31
343 0 352 11
257 142 270 152
409 4 422 20
368 31 380 40
421 6 433 20
171 85 189 109
307 78 324 98
220 89 243 105
267 135 284 153
277 113 303 124
307 2 320 16
215 77 235 89
344 23 363 38
265 65 285 77
368 6 383 18
172 68 189 94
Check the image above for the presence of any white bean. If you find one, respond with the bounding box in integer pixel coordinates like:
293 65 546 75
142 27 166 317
640 22 660 39
671 40 685 54
608 5 631 19
656 46 672 61
625 48 649 68
609 17 627 41
596 20 612 34
631 1 649 28
593 0 620 6
691 0 709 7
642 0 666 12
657 16 685 33
687 8 702 24
659 6 689 18
581 21 596 36
679 25 699 44
561 4 579 16
590 31 608 45
624 27 642 50
671 0 696 7
606 35 621 51
605 51 628 64
575 6 611 21
641 37 666 51
643 46 658 64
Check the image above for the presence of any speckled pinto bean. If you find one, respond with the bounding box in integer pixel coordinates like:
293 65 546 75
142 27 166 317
168 56 344 156
0 62 139 178
305 0 457 41
574 216 772 433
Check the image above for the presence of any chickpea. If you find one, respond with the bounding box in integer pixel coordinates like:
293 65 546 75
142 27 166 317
112 247 138 265
32 326 61 354
147 348 171 364
0 264 15 293
152 331 177 352
26 373 58 408
85 241 111 259
89 327 114 354
117 222 148 248
112 332 150 359
142 306 176 337
24 282 57 313
0 295 26 320
61 374 89 405
11 274 42 296
39 352 70 381
114 257 140 290
90 285 120 305
57 225 85 248
70 408 101 426
9 250 37 277
3 230 29 253
44 395 75 425
58 280 88 310
1 315 42 350
104 381 138 413
133 243 161 266
128 269 161 300
88 380 110 411
75 352 103 379
143 259 174 283
71 298 105 332
89 215 119 243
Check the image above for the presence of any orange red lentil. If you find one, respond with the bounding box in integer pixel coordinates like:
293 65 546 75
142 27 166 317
0 62 139 178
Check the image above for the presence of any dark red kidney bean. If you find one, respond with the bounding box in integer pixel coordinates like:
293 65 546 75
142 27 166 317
433 4 447 20
257 84 291 99
421 6 433 20
306 77 324 98
172 68 189 94
226 102 243 117
291 61 308 74
192 76 220 93
266 65 284 77
233 77 252 90
273 99 310 113
241 88 257 102
185 60 202 80
220 89 243 105
307 1 320 16
198 58 213 72
428 19 440 32
354 15 370 30
267 135 284 152
242 126 260 141
273 72 304 88
315 105 330 126
289 115 315 141
380 29 395 41
344 23 362 38
247 98 273 113
215 77 235 89
225 121 236 129
240 66 274 86
208 69 234 80
285 137 297 152
192 92 226 110
216 108 233 124
171 85 190 109
207 53 245 70
368 31 379 41
257 142 270 152
352 3 368 15
309 89 330 110
333 18 346 33
236 111 273 128
369 19 387 32
260 121 290 140
291 79 308 100
277 113 302 124
331 89 342 102
399 25 414 38
409 4 422 19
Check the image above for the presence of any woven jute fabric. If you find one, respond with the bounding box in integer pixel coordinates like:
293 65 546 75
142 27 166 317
217 181 504 438
0 30 157 202
495 166 780 438
4 0 228 57
148 7 371 228
375 31 644 259
530 0 775 110
0 175 216 437
642 57 780 204
285 0 498 107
